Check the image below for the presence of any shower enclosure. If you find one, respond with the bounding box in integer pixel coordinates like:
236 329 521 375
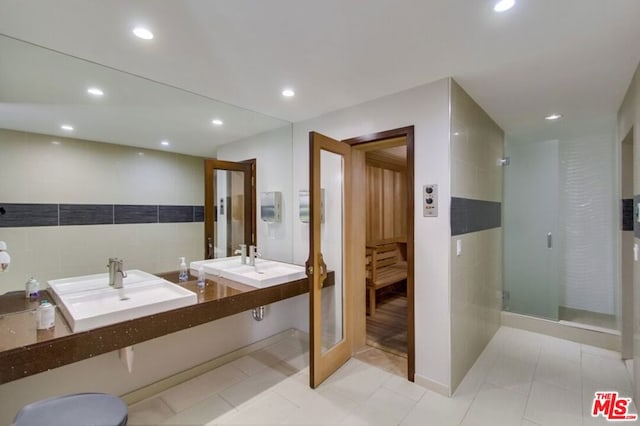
503 136 618 331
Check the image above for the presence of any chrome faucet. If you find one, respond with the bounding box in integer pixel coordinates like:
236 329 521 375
234 244 247 264
108 258 127 289
249 245 260 266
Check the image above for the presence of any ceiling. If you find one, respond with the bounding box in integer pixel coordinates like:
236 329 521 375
1 0 639 152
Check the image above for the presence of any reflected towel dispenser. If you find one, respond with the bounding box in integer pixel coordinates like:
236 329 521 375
260 191 282 222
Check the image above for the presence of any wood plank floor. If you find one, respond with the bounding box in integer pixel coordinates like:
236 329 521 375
366 290 407 358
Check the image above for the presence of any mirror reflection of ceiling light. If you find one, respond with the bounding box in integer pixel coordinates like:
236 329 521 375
60 124 74 131
544 113 563 121
494 0 515 12
87 87 104 97
211 119 223 126
133 27 154 40
160 140 170 146
281 88 295 97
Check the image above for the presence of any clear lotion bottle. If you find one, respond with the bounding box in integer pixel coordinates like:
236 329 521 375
179 257 188 282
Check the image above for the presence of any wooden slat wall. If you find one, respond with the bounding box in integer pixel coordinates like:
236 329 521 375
366 160 407 243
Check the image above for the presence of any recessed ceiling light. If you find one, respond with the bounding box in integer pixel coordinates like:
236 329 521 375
211 119 224 126
544 113 563 121
51 141 61 145
453 132 460 136
160 140 170 146
133 27 154 40
87 87 104 97
494 0 515 12
60 124 74 131
282 88 295 97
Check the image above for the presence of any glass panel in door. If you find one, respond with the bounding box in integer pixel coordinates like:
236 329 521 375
503 139 560 320
308 131 352 387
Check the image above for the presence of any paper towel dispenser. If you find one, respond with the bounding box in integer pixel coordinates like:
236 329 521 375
260 191 282 222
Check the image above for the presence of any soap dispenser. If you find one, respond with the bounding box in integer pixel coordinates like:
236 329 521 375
178 257 188 282
25 276 40 299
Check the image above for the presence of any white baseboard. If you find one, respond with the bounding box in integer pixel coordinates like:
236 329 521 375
501 311 620 351
414 373 450 397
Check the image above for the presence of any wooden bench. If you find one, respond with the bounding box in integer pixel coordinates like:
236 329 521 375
365 241 407 316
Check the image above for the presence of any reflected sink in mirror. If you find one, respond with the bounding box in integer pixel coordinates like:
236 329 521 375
190 257 306 288
48 270 197 332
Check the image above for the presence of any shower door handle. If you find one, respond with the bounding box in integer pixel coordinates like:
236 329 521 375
547 232 552 249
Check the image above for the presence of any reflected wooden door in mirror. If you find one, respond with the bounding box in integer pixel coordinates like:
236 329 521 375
204 159 256 259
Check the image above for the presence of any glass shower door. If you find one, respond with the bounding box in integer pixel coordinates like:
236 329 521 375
504 139 560 320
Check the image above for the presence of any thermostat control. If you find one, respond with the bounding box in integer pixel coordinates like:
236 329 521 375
423 184 438 217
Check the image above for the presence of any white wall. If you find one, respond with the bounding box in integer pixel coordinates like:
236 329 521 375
559 131 617 315
216 125 293 263
291 79 453 392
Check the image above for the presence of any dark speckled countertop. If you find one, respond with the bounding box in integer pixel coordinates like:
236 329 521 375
0 270 324 385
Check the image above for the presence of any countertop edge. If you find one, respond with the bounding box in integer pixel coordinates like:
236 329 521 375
0 277 310 385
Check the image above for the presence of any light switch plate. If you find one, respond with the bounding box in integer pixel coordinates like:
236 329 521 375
423 184 438 217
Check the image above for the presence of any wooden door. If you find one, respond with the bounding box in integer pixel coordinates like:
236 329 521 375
204 159 255 259
307 131 353 387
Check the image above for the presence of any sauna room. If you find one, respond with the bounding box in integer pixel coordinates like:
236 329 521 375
360 140 409 375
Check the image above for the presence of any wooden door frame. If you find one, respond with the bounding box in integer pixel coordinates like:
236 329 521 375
343 125 416 382
204 159 256 259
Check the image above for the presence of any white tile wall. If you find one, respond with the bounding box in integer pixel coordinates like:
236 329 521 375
0 129 204 292
450 80 504 391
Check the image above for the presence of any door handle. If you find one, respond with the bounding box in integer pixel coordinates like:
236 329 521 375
547 232 552 249
318 253 328 288
305 258 313 277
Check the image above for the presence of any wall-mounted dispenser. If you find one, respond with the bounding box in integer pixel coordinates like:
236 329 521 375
299 189 324 223
0 241 10 272
260 191 282 222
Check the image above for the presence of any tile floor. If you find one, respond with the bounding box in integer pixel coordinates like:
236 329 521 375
128 326 638 425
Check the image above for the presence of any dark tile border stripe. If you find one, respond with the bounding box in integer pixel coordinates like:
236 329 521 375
159 205 194 223
115 205 158 224
60 204 114 226
0 203 203 227
622 198 634 231
451 197 501 236
635 196 640 239
0 203 59 227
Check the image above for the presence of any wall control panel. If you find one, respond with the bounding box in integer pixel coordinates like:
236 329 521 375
423 184 438 217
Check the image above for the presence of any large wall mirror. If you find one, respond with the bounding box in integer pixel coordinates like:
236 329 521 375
0 34 291 286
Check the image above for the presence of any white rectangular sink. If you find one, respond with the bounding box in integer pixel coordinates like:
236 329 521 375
48 270 197 332
191 257 306 288
48 270 157 295
190 256 247 276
